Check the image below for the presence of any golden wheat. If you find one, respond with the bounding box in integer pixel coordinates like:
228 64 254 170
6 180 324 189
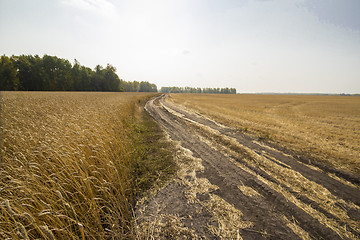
0 91 156 239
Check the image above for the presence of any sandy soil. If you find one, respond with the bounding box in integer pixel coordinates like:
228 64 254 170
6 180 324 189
135 94 360 240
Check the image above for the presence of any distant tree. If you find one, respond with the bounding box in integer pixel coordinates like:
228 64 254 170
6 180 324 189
15 55 44 91
139 81 157 92
160 86 236 94
90 65 102 91
0 55 19 90
160 87 170 93
71 59 82 90
139 81 147 92
103 64 121 91
1 54 158 92
119 79 128 91
42 55 58 90
80 66 93 91
57 58 73 91
132 81 140 92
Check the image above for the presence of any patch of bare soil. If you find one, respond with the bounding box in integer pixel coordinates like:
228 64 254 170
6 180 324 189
135 95 360 239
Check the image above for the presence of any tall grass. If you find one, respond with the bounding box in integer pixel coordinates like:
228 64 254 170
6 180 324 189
0 92 175 239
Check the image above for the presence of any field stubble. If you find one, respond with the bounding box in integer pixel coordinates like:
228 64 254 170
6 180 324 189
0 91 175 239
169 94 360 176
140 94 360 239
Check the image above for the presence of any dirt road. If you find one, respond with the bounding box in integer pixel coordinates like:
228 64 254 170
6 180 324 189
136 94 360 239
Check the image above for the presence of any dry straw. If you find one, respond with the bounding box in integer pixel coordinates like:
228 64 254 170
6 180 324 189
170 94 360 175
165 96 360 239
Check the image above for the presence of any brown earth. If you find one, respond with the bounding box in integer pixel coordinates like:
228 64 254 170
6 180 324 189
135 94 360 240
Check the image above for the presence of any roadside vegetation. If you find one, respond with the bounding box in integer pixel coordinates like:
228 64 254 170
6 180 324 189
0 92 175 239
169 94 360 176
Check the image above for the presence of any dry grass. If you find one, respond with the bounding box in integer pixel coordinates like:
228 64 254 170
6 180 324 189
0 91 175 239
169 94 360 175
165 97 359 239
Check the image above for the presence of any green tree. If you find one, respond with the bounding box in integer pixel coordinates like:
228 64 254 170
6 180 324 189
71 59 82 91
15 55 44 91
103 64 121 91
139 81 156 92
0 55 19 90
81 66 93 91
1 54 158 92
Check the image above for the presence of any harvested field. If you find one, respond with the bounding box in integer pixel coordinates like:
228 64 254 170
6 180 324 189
0 91 175 239
169 94 360 176
137 94 360 239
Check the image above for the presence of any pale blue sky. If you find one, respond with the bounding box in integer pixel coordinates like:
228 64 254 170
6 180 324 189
1 0 359 93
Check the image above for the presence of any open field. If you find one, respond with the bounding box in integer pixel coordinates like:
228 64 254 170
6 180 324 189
2 92 359 239
169 94 360 176
0 91 175 239
138 94 360 239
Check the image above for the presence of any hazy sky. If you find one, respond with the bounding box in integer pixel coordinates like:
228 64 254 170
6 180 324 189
1 0 359 93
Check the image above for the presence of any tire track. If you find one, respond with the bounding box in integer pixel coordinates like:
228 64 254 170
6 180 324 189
162 96 360 206
143 94 360 239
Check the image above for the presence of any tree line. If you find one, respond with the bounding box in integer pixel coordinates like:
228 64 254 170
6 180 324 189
160 86 236 94
0 55 157 92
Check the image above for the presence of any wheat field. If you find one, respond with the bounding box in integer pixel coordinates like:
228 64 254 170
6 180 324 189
0 91 174 239
169 94 360 176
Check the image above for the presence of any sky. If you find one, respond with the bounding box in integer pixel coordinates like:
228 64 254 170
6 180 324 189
1 0 359 93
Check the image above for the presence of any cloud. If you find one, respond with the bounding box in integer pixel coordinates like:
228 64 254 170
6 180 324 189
301 0 360 31
61 0 117 19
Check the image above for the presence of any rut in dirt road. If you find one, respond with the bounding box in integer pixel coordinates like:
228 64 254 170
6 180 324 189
139 94 360 240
